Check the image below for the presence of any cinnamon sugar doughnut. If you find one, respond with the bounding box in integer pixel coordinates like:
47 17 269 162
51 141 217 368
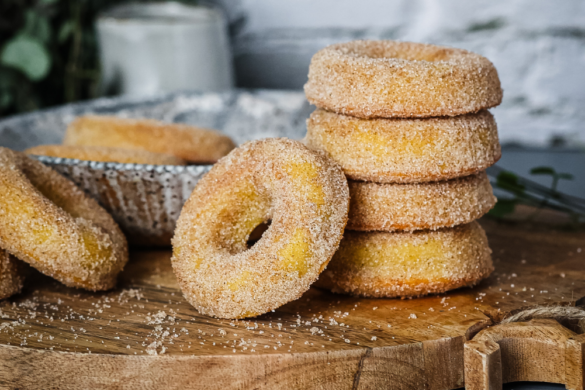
347 172 496 232
304 40 502 118
305 109 500 183
316 222 493 298
0 148 128 291
26 145 186 165
0 249 27 300
64 115 236 164
172 138 349 319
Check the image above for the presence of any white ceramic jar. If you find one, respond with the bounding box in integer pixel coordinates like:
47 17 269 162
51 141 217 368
97 2 234 96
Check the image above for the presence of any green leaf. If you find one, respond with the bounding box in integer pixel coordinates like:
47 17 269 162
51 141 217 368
495 171 525 195
23 10 51 43
1 35 51 81
557 173 574 180
0 90 13 109
0 68 13 88
489 199 517 218
58 21 74 44
530 166 556 176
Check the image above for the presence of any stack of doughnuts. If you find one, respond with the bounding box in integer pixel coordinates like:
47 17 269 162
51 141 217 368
304 40 503 298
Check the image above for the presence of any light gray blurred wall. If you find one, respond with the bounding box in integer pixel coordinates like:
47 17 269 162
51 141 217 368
210 0 585 147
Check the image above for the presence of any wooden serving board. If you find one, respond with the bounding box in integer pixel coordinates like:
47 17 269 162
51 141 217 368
0 218 583 390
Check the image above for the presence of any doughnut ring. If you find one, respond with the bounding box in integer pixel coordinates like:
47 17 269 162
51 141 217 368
315 222 493 298
171 138 349 319
0 249 27 300
347 172 496 232
304 40 502 118
64 115 236 164
26 145 186 165
305 109 500 183
0 148 128 291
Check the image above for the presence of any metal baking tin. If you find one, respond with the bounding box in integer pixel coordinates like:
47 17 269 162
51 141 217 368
0 90 310 245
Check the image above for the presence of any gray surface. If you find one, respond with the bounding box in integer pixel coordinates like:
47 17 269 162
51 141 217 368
0 89 312 151
497 148 585 198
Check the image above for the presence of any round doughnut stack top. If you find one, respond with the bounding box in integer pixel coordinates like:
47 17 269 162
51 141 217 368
304 40 502 298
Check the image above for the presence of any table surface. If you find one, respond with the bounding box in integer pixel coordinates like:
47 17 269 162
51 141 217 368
0 217 583 389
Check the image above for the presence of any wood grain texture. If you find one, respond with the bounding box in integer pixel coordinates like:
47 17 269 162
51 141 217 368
0 219 583 389
465 319 573 389
465 318 585 390
464 338 501 390
566 333 585 390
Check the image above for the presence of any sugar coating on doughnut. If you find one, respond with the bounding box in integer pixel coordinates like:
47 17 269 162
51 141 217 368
304 40 502 118
64 115 236 164
26 145 186 165
348 172 496 232
172 138 349 319
316 222 493 298
0 148 128 291
0 249 27 300
305 109 500 183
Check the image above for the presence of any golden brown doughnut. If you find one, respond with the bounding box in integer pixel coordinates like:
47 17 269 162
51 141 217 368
0 147 128 291
315 222 493 298
63 115 236 164
305 109 500 183
304 40 502 118
347 172 496 232
0 249 27 300
172 138 349 319
26 145 186 165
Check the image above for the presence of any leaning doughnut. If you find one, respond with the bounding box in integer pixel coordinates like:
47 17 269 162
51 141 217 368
315 222 493 298
0 148 128 291
26 145 186 165
172 138 349 319
64 115 236 164
305 109 500 183
347 172 496 232
0 249 27 300
304 40 502 118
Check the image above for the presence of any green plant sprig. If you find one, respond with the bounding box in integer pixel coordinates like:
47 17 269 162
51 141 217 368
0 0 199 117
488 165 585 225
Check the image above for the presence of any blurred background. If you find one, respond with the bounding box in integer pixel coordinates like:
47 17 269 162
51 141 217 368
1 0 584 149
1 0 585 211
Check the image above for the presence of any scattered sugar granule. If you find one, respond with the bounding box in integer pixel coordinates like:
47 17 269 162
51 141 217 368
371 336 377 341
409 314 417 319
146 311 167 325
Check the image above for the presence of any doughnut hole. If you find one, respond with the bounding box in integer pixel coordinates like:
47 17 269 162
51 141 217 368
247 221 270 248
